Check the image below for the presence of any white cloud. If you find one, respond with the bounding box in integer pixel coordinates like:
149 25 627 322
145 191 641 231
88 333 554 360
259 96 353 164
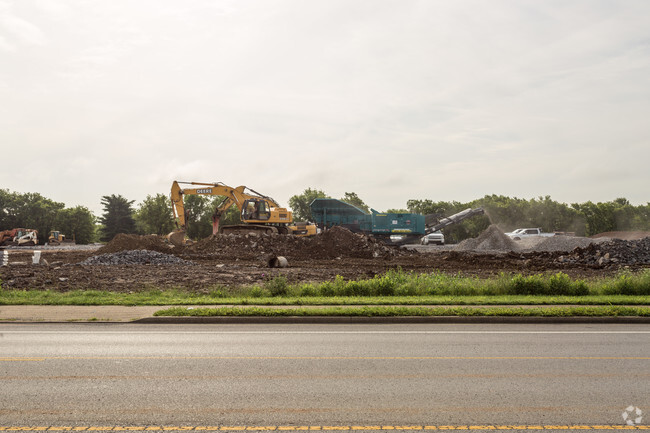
1 0 649 216
0 2 47 50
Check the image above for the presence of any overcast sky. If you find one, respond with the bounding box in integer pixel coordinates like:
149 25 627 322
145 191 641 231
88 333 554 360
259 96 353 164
1 0 649 216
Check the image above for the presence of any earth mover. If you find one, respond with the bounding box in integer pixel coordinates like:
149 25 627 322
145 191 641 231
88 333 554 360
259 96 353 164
167 180 317 246
0 228 38 246
48 230 76 246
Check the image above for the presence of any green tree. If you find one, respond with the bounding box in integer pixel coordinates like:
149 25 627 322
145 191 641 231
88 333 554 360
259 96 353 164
340 192 370 213
180 195 243 240
182 195 212 240
0 190 64 243
288 188 330 222
99 194 136 242
571 201 615 236
217 199 242 227
135 194 175 235
0 189 20 229
55 206 96 244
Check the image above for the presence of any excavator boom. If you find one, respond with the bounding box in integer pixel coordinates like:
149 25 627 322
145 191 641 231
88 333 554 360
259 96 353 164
168 180 301 246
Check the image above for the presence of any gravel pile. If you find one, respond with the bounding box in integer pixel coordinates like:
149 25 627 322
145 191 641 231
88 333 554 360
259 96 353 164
456 225 518 252
518 235 603 253
454 226 610 254
79 249 194 266
557 237 650 267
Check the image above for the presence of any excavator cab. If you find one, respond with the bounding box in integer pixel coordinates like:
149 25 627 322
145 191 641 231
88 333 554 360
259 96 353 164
241 199 270 222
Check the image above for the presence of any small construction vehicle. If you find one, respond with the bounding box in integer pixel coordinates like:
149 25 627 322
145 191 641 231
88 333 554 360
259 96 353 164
48 230 75 246
0 228 38 246
287 221 319 236
167 180 317 246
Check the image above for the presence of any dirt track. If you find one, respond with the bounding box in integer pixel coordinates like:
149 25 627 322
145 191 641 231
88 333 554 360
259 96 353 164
1 227 648 292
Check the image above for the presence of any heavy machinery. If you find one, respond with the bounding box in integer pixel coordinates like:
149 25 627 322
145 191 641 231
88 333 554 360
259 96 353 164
310 198 484 244
0 228 38 246
168 180 317 246
48 230 76 246
425 207 485 233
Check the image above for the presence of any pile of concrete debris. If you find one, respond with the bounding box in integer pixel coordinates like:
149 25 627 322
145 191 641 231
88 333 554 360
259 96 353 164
557 237 650 267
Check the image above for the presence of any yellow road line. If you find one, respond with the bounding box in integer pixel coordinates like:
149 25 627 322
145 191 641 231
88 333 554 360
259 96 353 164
1 426 649 431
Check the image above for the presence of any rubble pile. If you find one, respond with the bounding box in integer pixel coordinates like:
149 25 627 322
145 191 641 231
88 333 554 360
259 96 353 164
80 249 193 266
97 234 172 254
557 237 650 267
185 226 401 260
456 225 518 252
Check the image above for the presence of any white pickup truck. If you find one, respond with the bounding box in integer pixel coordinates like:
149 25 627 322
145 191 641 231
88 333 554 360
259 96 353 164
505 228 555 240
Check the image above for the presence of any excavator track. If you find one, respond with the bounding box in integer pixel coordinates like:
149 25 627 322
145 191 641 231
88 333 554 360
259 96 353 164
220 224 279 236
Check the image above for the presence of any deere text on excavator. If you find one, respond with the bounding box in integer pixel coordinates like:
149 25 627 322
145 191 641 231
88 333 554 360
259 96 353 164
167 180 316 246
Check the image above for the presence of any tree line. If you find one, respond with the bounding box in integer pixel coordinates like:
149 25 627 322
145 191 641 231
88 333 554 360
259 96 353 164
404 195 650 243
1 188 648 244
288 190 650 243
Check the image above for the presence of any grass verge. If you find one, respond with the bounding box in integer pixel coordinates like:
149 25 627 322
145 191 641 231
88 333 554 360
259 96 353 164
154 305 650 317
1 289 649 306
1 270 649 306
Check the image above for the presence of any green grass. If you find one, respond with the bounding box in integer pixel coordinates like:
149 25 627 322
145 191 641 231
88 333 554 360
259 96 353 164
1 270 649 306
154 305 650 317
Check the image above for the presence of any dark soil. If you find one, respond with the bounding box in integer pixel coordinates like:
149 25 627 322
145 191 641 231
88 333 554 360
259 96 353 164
1 227 648 293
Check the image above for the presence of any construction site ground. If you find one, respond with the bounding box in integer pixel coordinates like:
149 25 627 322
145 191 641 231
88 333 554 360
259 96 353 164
1 226 649 294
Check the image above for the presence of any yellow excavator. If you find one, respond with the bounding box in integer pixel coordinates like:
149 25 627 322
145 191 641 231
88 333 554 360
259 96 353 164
167 180 317 246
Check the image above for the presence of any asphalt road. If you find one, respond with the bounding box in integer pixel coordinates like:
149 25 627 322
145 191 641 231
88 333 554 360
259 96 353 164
1 323 649 430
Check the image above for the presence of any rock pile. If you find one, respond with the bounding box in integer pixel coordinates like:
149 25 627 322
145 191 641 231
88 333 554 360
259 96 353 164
456 225 518 252
455 225 611 254
80 249 193 266
557 237 650 267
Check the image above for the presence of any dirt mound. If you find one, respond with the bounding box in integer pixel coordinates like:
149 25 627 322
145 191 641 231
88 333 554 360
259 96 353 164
184 226 402 261
97 234 172 255
456 225 518 252
301 226 400 259
590 231 650 241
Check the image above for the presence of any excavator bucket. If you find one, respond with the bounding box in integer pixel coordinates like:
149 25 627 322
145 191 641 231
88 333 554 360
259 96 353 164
167 230 186 247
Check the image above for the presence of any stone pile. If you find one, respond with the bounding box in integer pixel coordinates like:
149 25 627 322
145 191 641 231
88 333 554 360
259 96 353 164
557 237 650 267
456 225 518 252
79 249 194 266
519 235 601 253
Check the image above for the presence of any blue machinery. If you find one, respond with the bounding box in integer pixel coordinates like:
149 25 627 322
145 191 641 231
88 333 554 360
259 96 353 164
310 198 484 244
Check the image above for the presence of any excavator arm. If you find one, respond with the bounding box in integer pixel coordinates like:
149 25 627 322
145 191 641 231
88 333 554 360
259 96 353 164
168 180 293 246
171 181 248 234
